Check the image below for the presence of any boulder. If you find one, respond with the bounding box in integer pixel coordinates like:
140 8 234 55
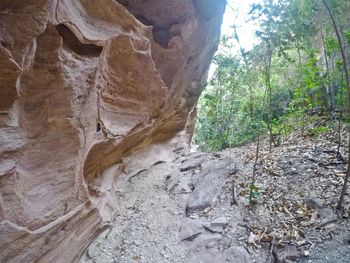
0 0 225 261
186 158 236 214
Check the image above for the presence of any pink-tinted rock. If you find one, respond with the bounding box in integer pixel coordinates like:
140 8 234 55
0 0 225 262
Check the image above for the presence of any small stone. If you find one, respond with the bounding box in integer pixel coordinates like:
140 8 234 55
325 223 335 229
205 241 217 249
179 219 203 241
248 232 256 244
210 216 229 227
87 244 100 259
273 244 303 262
223 247 250 263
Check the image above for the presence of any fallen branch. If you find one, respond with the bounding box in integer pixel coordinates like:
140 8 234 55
231 182 238 206
315 218 339 229
266 236 276 263
257 227 268 244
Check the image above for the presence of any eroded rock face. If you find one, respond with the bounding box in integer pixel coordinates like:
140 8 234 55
0 0 225 262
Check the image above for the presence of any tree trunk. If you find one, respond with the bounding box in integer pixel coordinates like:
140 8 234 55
264 42 273 152
322 0 350 210
233 26 254 121
296 43 308 135
249 134 260 204
320 24 335 111
337 73 344 155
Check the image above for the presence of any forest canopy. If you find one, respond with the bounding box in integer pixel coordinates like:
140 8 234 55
194 0 350 151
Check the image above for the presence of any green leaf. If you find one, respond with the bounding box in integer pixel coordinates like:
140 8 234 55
249 184 259 191
343 30 350 46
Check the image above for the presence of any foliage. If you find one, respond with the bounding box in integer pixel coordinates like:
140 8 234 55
307 125 331 137
194 0 350 154
248 184 262 202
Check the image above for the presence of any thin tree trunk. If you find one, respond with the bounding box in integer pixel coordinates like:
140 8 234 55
233 26 254 121
320 24 335 111
249 87 254 120
322 0 350 210
296 44 307 135
337 74 344 155
264 42 273 152
249 134 260 204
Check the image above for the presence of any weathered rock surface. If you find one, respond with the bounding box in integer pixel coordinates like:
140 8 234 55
0 0 225 262
82 127 350 263
186 158 236 214
80 152 249 263
187 246 250 263
179 218 203 241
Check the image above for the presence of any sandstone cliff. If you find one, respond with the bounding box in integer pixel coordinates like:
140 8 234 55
0 0 225 262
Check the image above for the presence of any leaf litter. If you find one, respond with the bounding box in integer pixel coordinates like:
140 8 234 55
221 122 350 262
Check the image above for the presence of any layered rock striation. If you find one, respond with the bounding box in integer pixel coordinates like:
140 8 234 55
0 0 225 262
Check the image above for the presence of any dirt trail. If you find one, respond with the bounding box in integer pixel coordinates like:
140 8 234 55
81 130 350 263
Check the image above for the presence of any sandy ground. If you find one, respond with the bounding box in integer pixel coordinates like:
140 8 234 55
81 129 350 263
